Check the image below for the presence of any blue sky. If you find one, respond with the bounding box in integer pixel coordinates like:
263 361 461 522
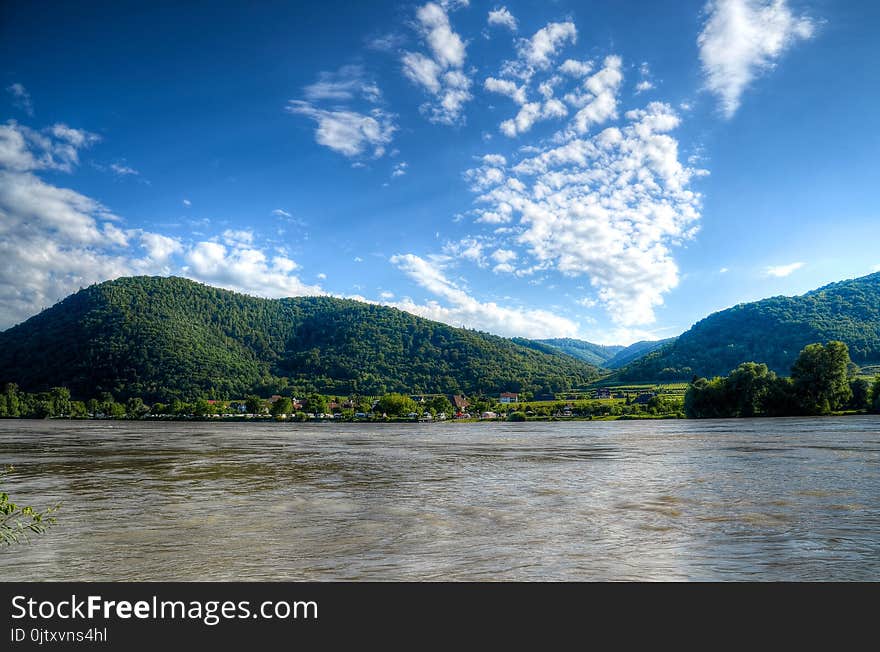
1 0 878 343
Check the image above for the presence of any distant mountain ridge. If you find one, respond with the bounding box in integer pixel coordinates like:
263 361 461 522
532 338 623 367
535 337 673 369
0 276 601 401
617 272 880 380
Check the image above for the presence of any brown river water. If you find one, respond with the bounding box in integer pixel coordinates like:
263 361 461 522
1 416 878 581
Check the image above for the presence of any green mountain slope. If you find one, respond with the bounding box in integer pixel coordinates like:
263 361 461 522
533 338 624 367
0 276 600 401
617 272 880 380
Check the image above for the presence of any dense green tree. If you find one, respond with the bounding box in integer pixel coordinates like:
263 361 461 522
48 387 71 416
245 395 264 415
193 399 212 417
305 394 327 416
125 397 149 418
270 397 292 417
427 395 453 416
848 379 871 410
871 376 880 413
791 341 853 415
725 363 778 417
375 393 418 417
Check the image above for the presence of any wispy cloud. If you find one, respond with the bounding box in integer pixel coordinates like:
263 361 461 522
763 261 804 277
303 65 381 103
389 253 580 338
109 162 139 176
698 0 815 118
6 83 34 116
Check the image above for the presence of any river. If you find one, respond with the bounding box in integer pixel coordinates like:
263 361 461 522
1 417 878 581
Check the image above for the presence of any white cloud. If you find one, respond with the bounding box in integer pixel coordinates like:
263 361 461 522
565 55 624 135
401 3 473 124
287 101 396 158
272 208 292 218
487 6 518 32
872 264 880 273
763 261 804 277
140 232 183 264
389 253 580 338
183 241 321 298
182 199 191 207
380 290 395 300
484 77 527 105
402 52 443 93
221 229 254 246
635 80 654 93
484 31 618 138
463 99 705 326
303 65 381 103
719 267 729 273
559 59 593 77
516 21 577 73
698 0 815 118
392 161 409 177
6 83 34 116
0 121 99 172
418 2 466 68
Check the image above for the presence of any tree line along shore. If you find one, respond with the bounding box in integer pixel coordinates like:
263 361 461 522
1 341 878 422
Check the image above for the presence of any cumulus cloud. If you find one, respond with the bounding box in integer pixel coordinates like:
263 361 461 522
515 21 577 75
484 77 527 105
763 261 804 277
0 121 99 172
6 83 34 115
481 25 621 138
401 2 473 124
487 6 518 32
698 0 815 118
463 100 705 326
286 101 396 158
388 253 580 338
564 55 624 136
183 241 323 298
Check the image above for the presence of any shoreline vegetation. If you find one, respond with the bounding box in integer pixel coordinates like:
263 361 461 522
1 341 878 424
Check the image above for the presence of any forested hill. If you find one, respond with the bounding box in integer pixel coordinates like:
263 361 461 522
0 276 600 401
617 272 880 380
